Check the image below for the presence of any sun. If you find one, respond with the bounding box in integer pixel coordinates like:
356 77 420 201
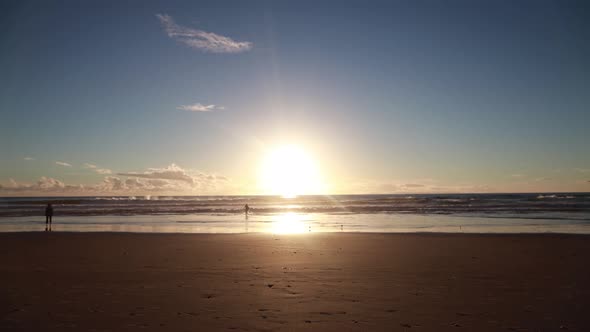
259 145 323 197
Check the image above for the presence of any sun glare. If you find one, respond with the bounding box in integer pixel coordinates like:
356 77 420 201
270 212 308 234
259 145 323 198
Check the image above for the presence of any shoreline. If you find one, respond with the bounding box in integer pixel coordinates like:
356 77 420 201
1 212 589 234
2 230 590 236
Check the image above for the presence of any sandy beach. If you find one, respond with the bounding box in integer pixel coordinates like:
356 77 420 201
1 232 589 331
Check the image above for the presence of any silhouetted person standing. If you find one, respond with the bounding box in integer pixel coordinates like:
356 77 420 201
45 203 53 229
244 204 250 217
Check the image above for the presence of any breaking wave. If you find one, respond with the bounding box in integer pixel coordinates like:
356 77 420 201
1 193 589 220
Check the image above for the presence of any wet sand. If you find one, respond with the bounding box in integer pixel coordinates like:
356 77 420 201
1 232 589 331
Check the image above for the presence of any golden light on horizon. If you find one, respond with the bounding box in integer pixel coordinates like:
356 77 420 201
258 144 324 198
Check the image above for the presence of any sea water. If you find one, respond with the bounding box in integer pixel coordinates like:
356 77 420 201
1 193 589 233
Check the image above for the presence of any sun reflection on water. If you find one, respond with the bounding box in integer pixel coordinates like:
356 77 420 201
269 212 308 234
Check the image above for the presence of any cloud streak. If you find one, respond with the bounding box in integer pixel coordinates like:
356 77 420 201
177 103 224 112
84 163 112 175
118 164 196 184
55 161 72 167
535 177 552 182
156 14 252 53
403 184 425 188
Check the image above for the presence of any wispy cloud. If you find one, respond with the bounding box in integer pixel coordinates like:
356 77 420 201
177 103 224 112
403 183 425 188
510 174 525 178
84 163 112 175
535 177 552 182
117 164 228 190
156 14 252 53
24 157 34 161
118 164 196 184
575 168 590 173
55 161 72 167
355 179 494 194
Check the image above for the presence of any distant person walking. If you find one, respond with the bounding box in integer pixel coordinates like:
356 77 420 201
244 204 250 217
45 203 53 228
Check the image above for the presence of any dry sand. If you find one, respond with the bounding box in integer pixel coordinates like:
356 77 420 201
1 232 589 331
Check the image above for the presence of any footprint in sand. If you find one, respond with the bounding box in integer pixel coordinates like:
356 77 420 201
312 311 347 316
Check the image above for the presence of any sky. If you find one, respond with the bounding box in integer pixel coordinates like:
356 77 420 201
1 0 589 196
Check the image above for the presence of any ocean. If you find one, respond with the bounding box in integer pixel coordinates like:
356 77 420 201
1 193 589 233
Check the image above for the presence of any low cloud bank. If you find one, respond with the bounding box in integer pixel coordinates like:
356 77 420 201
0 164 228 195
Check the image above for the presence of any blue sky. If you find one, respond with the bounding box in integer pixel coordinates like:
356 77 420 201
1 0 589 195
